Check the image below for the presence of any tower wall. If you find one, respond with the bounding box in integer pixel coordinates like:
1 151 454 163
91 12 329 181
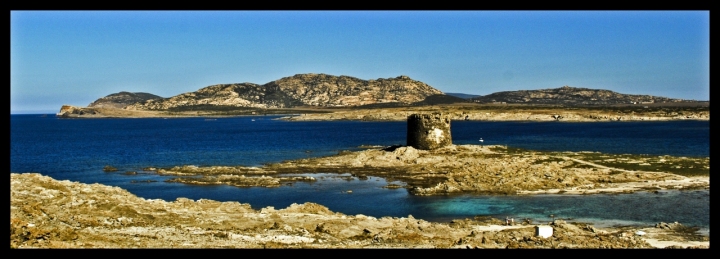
407 113 452 150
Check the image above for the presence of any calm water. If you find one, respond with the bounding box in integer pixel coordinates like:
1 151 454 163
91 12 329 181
10 115 709 230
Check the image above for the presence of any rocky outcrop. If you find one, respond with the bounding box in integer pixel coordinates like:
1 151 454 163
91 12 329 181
88 92 163 109
267 74 443 107
472 85 695 106
56 105 99 117
125 74 444 111
154 165 316 188
265 145 708 196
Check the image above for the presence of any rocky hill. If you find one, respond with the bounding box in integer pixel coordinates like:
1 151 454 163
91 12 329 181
88 92 163 109
124 74 444 111
471 86 690 106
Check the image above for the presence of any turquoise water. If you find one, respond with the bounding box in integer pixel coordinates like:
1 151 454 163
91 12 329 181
10 115 709 230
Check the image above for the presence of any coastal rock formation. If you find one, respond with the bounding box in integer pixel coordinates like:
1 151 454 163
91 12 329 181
55 105 167 118
143 145 708 197
88 92 163 109
265 145 709 196
124 74 443 111
155 165 316 187
472 86 695 106
11 173 707 248
283 106 710 122
407 113 452 150
56 105 98 117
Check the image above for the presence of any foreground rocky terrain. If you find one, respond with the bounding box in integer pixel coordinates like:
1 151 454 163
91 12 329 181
10 173 709 248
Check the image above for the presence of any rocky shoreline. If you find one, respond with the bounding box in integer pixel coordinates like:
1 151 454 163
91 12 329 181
146 145 709 196
280 105 710 122
11 144 706 248
10 173 709 248
54 104 709 122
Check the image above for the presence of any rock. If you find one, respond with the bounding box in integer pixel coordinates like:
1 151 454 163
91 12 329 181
383 184 403 189
103 165 118 172
586 225 597 233
392 146 419 162
56 105 99 118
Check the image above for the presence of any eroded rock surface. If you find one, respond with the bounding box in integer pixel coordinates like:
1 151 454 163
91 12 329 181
124 74 443 111
11 173 707 248
137 145 709 195
265 145 709 196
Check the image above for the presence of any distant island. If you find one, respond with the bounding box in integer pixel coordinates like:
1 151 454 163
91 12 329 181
56 73 709 121
471 85 699 106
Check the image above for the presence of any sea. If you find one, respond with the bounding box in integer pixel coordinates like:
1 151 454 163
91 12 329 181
10 114 710 232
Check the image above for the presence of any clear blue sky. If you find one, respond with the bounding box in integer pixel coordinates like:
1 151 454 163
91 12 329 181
11 11 709 114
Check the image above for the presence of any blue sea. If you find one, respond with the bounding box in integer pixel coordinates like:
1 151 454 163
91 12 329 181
10 115 710 231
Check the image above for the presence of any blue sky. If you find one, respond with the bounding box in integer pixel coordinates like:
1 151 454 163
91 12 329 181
11 11 709 114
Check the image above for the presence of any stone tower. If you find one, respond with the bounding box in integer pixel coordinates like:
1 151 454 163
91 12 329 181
407 113 452 150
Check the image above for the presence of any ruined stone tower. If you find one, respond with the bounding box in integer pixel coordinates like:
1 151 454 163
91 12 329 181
407 113 452 150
